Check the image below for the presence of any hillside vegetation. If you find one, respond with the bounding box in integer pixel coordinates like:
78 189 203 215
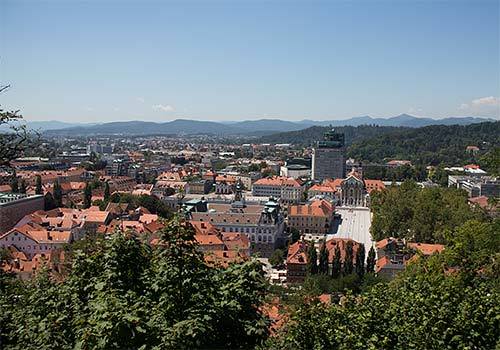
348 121 500 166
258 125 405 146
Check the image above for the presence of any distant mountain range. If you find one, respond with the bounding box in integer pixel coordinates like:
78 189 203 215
35 114 494 136
0 120 84 132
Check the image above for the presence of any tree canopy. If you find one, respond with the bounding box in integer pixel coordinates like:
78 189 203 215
265 218 500 350
0 217 270 349
370 180 485 243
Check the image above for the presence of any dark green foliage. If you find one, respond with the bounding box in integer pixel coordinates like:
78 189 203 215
302 273 366 296
103 182 110 202
370 180 483 243
269 248 285 267
355 244 365 278
35 175 43 195
331 246 341 278
259 125 404 147
306 243 318 275
19 179 26 194
362 164 427 182
318 242 329 274
342 241 354 276
10 173 18 193
83 182 92 209
0 99 36 166
267 275 499 350
478 146 500 176
0 217 269 349
108 192 172 218
53 180 63 208
266 218 500 350
366 246 376 273
290 228 300 244
348 121 499 166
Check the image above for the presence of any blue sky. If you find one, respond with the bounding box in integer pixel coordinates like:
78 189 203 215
1 0 499 122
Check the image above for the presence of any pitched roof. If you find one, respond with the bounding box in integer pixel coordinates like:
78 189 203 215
308 184 336 193
325 238 361 263
363 179 386 193
375 256 392 273
468 196 490 209
254 176 302 187
288 199 334 218
408 242 445 255
190 221 220 236
195 234 224 246
221 233 250 253
322 178 343 190
286 241 308 264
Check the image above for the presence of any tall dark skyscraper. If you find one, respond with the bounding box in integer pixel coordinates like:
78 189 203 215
311 129 346 181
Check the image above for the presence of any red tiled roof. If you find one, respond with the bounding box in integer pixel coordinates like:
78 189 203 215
364 179 386 193
308 184 336 193
254 176 301 187
289 199 334 218
325 238 361 263
408 242 445 255
286 241 308 264
468 196 490 209
375 255 391 273
195 234 224 246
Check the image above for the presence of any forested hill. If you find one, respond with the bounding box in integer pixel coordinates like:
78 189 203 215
347 121 500 166
258 125 406 146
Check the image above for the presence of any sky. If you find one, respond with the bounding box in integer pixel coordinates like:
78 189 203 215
1 0 499 123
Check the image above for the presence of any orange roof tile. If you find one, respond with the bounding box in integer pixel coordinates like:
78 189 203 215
408 242 445 255
254 176 301 187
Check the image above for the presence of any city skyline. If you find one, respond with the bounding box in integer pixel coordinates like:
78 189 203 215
1 0 499 122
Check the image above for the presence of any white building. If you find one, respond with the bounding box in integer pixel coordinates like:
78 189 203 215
252 176 304 204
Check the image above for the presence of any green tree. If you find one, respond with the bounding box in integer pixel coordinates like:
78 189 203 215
370 181 481 243
10 172 18 193
267 217 500 349
342 241 354 276
269 248 285 267
35 175 43 195
83 182 92 209
44 192 56 210
290 228 300 244
318 241 329 274
104 181 111 202
478 146 500 176
53 180 63 207
306 242 318 275
331 246 342 279
0 86 36 166
19 179 27 194
366 246 376 274
355 244 365 278
0 216 270 349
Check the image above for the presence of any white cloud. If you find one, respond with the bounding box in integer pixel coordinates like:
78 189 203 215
85 106 94 112
152 104 175 112
136 97 145 103
458 96 500 117
471 96 500 106
407 107 424 115
113 107 120 112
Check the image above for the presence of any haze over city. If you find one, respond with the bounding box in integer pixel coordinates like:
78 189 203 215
1 0 499 123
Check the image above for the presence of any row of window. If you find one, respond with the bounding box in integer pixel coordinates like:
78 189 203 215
220 226 274 234
0 243 56 251
249 235 274 243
